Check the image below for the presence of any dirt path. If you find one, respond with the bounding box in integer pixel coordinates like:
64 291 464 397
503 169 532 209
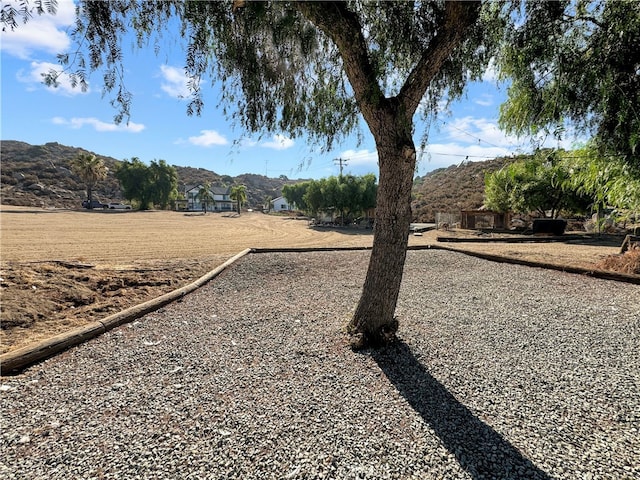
0 206 624 353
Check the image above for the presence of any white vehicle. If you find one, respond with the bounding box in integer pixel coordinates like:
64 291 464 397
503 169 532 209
108 202 132 210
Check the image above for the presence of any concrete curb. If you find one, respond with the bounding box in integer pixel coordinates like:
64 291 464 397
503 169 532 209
0 248 252 375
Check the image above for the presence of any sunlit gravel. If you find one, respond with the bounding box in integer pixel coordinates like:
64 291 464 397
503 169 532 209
1 250 639 479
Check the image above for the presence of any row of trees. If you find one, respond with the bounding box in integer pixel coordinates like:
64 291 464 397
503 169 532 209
485 146 640 222
282 174 377 222
72 153 249 213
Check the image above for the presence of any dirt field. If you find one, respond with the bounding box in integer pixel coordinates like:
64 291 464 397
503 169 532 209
0 206 627 354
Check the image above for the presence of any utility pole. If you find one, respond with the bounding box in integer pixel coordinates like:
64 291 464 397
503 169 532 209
334 157 348 176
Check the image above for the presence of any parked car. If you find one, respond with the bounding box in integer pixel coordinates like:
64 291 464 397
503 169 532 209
82 199 108 209
108 202 132 210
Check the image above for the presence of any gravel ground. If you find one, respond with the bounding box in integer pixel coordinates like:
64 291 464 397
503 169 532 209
1 250 639 480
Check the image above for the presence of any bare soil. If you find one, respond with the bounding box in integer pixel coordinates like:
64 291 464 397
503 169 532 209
0 206 632 354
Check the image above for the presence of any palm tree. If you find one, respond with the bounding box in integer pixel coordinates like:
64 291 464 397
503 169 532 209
230 185 247 215
198 182 213 213
263 195 272 213
70 153 108 208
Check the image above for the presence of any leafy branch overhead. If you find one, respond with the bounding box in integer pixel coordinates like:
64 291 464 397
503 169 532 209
499 0 640 168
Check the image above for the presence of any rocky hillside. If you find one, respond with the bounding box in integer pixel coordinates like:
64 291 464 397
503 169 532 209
0 140 300 209
411 156 516 222
1 141 123 209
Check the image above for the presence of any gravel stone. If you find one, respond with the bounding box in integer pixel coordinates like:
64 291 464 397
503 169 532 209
1 250 639 479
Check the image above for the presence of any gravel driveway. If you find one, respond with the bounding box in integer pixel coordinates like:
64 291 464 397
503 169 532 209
1 250 639 479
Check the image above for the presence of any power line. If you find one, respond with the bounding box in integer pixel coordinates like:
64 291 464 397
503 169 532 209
334 157 348 176
434 118 521 150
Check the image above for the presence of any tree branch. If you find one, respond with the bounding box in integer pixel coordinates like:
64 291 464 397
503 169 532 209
294 1 385 123
399 1 480 116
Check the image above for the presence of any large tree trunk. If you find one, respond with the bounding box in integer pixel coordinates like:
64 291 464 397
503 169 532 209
348 103 416 348
296 1 481 349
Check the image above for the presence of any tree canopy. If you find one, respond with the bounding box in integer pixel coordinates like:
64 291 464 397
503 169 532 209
230 184 247 215
485 146 640 219
498 0 640 169
70 153 108 207
484 150 591 218
283 174 377 222
115 158 178 210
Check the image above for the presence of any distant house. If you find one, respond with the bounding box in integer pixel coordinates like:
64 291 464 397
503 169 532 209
182 184 234 212
271 196 294 212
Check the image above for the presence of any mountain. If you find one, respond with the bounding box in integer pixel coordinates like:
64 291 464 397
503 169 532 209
0 140 301 209
411 156 515 222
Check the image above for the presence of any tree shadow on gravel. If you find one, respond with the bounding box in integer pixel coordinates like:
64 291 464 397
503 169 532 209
372 341 554 480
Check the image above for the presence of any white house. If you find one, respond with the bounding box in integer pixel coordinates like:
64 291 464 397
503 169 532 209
184 184 234 212
271 196 294 212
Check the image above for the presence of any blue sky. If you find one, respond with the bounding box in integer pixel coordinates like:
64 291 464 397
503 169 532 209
1 1 579 180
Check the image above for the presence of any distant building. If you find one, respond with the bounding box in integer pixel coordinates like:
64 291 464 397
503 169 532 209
179 184 234 212
271 196 294 212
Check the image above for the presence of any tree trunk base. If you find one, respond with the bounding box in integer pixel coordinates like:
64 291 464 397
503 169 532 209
348 317 399 350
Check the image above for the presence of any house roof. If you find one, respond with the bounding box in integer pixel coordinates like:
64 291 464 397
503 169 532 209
185 184 230 195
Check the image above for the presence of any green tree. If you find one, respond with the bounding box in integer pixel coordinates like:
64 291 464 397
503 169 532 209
70 153 107 208
263 195 273 213
230 185 247 215
303 181 324 219
565 145 640 220
484 150 591 218
484 166 517 215
115 158 178 210
115 158 152 210
360 174 378 214
282 183 309 212
498 1 640 169
149 160 179 210
285 175 377 222
10 1 604 347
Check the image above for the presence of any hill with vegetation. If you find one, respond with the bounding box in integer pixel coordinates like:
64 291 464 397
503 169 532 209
411 156 516 222
0 140 300 209
1 140 516 218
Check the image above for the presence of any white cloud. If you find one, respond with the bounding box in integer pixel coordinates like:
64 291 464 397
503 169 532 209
482 58 500 83
16 61 89 96
52 116 145 133
0 0 75 59
473 94 493 107
188 130 228 147
159 65 193 99
261 134 294 150
338 149 378 168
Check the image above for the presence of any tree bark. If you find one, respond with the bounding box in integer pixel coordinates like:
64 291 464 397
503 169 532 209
297 1 481 348
347 101 416 348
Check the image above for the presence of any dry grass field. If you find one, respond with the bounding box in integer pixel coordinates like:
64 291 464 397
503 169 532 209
0 205 627 354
